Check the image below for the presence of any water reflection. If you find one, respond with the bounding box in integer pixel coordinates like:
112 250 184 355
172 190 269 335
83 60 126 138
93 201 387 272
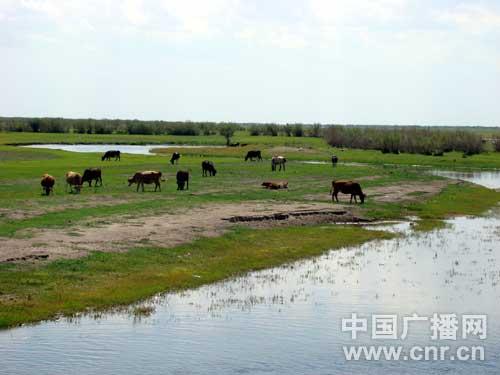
1 213 499 374
429 170 500 189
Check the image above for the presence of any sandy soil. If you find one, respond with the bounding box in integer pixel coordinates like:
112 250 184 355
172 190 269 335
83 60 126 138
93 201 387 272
0 201 355 263
304 180 453 203
0 180 458 263
365 180 457 203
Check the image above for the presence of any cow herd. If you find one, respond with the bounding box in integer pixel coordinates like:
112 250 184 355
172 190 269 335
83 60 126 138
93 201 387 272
40 149 366 204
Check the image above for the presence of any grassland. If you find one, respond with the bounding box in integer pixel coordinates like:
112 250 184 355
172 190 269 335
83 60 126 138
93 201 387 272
0 131 499 329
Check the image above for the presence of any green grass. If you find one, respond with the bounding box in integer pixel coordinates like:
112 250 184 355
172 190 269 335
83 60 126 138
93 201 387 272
0 225 392 329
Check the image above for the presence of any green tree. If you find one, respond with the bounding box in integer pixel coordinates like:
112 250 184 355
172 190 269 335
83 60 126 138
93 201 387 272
220 125 236 145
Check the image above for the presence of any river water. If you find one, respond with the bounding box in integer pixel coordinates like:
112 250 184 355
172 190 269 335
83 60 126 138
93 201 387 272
1 153 499 374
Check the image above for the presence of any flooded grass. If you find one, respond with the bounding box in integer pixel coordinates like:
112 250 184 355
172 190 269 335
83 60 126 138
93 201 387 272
0 225 392 329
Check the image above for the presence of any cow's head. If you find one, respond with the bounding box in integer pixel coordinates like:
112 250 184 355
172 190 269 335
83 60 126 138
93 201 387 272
128 176 135 186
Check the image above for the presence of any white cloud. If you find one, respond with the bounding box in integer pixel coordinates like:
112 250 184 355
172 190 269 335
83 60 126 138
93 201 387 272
435 3 500 33
309 0 409 26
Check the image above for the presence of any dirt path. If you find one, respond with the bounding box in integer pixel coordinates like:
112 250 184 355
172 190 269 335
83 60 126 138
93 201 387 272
0 201 357 263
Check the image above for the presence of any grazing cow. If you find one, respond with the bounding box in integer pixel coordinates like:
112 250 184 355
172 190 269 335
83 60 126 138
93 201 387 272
245 150 262 161
65 171 83 193
40 174 55 195
82 168 102 187
330 180 366 204
176 171 189 190
170 152 180 165
271 156 286 171
202 160 217 176
102 150 121 161
262 181 288 190
332 155 338 166
128 171 162 192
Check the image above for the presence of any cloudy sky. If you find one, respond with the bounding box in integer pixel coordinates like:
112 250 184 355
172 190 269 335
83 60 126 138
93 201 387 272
1 0 499 125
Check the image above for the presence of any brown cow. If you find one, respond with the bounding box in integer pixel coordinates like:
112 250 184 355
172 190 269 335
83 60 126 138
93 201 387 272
331 180 365 204
262 181 288 190
65 171 83 193
82 168 102 187
128 171 162 192
41 174 55 195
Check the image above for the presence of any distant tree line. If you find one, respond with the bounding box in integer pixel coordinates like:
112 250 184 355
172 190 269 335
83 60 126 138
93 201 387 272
248 123 323 137
0 117 242 136
0 117 327 139
325 126 488 156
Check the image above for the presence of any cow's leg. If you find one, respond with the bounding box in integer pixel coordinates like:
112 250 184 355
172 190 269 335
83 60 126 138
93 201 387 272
186 179 189 190
136 183 140 192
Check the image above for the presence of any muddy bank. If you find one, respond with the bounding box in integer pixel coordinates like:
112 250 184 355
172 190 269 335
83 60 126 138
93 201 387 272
0 201 365 264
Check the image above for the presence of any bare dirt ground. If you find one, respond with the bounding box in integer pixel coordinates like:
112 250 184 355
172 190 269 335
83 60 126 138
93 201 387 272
304 180 454 203
0 180 457 264
365 180 457 203
0 201 356 263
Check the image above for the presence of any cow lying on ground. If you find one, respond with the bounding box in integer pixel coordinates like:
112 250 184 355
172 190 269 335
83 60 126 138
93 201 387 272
330 180 366 204
202 160 217 176
176 170 189 190
262 181 288 190
170 152 180 165
128 171 163 192
271 156 286 171
245 150 262 161
82 168 102 187
41 174 55 195
102 150 121 161
65 171 83 193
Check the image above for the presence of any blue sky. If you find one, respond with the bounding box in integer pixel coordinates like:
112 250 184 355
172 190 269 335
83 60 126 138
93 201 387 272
1 0 499 125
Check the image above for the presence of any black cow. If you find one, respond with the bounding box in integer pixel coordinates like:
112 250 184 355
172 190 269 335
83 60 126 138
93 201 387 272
202 160 217 176
245 150 262 161
176 170 189 190
82 168 102 187
332 155 338 166
170 152 180 165
102 150 121 161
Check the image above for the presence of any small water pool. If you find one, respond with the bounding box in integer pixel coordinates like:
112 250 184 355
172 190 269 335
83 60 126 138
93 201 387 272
22 144 225 155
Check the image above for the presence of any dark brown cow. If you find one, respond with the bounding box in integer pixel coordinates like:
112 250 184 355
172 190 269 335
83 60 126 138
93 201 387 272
331 155 338 166
65 171 83 193
41 174 55 195
202 160 217 176
245 150 262 161
102 150 121 161
331 180 365 204
176 170 189 190
128 171 162 192
262 181 288 190
170 152 180 165
82 168 102 187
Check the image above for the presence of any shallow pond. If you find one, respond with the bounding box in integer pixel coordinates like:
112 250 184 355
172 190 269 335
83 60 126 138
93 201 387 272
0 171 499 375
430 170 500 190
22 144 224 155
